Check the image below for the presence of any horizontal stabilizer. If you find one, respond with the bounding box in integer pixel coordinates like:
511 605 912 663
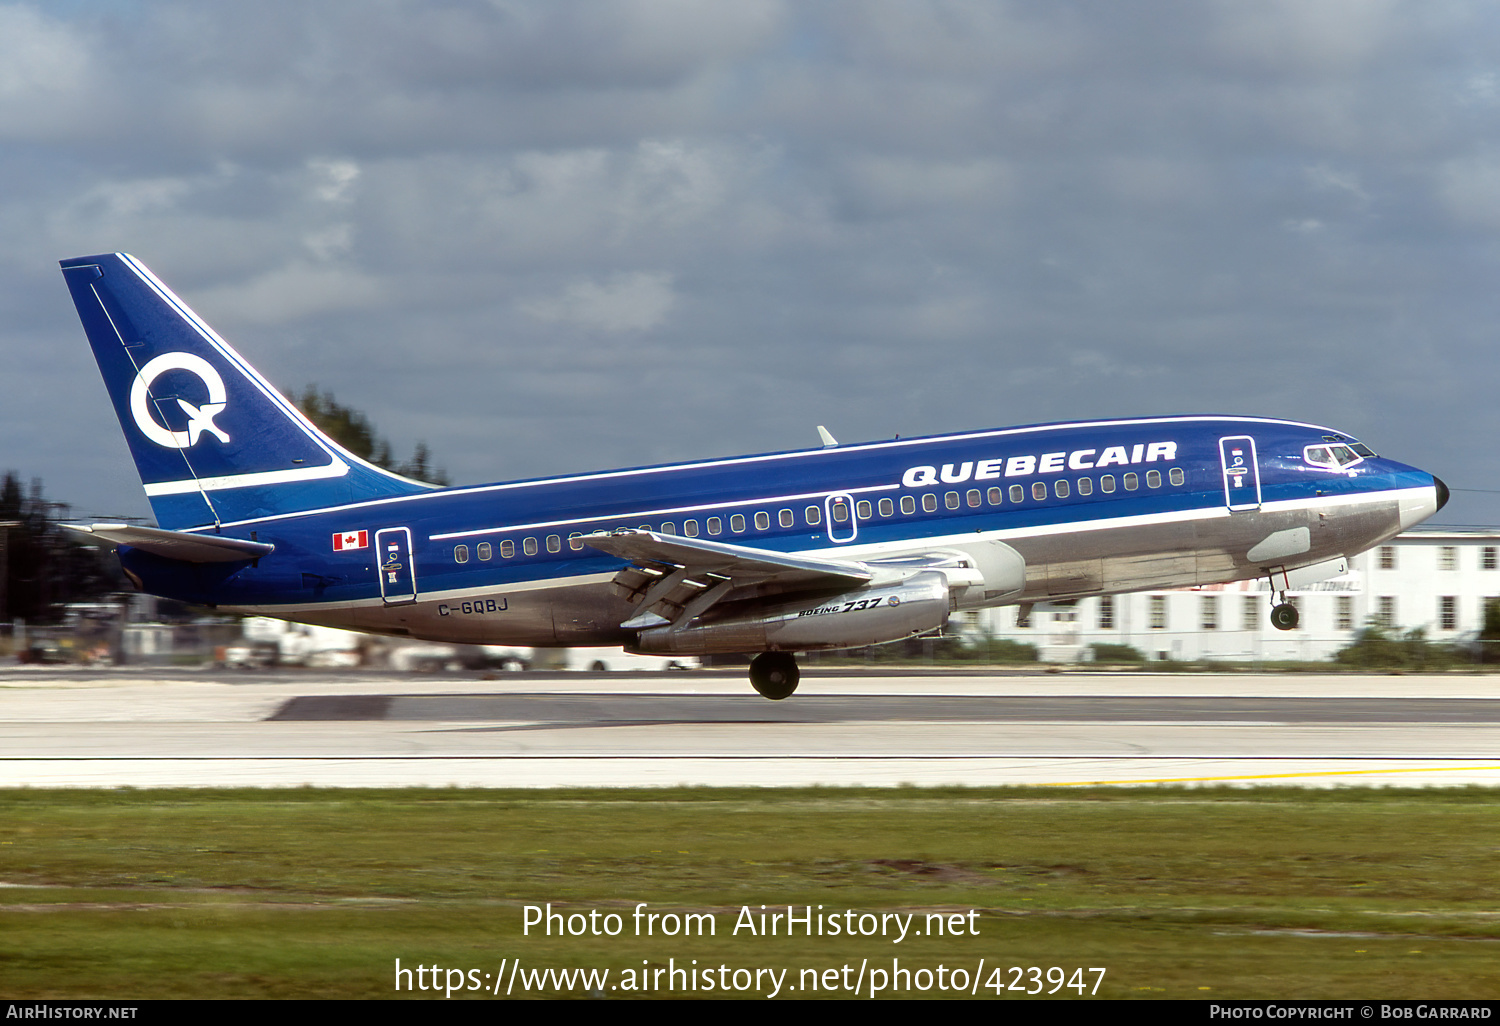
65 523 274 563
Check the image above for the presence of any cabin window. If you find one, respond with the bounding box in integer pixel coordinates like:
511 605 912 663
945 492 960 510
805 506 822 525
856 500 872 520
1076 478 1092 496
546 535 561 553
987 487 1002 505
1031 482 1047 501
1169 467 1184 486
660 522 676 535
707 517 723 535
1009 484 1025 503
878 497 893 517
500 540 515 558
1123 472 1139 491
967 489 981 507
523 537 537 556
477 542 492 561
731 514 746 533
901 495 915 514
922 493 938 513
567 534 583 551
454 544 469 563
831 500 850 523
1146 469 1161 488
755 511 770 530
1054 480 1070 499
1100 475 1116 493
777 509 792 528
683 519 699 537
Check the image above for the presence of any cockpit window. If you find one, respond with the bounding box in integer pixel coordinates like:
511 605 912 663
1304 444 1364 470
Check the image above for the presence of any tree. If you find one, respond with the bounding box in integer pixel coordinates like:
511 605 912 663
295 386 449 486
0 472 118 623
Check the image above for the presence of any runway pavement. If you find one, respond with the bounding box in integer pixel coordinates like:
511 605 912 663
2 667 1498 788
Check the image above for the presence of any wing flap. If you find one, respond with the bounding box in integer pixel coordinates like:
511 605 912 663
580 529 872 628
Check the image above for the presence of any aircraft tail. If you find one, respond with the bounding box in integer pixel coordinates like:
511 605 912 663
60 253 432 530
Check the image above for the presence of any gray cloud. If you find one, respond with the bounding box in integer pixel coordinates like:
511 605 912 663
2 0 1498 524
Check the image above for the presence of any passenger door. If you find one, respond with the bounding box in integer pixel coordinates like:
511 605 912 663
375 527 417 605
1218 436 1261 512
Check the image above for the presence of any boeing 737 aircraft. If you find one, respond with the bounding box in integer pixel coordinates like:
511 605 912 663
61 253 1447 698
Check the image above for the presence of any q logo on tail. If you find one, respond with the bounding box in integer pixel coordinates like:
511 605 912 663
129 353 232 449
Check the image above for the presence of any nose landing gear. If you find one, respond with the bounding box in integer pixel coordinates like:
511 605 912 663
749 652 800 700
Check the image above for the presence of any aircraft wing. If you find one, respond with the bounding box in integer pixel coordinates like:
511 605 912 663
65 523 275 563
579 529 872 629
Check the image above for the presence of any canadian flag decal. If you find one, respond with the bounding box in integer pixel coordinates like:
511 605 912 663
333 530 369 552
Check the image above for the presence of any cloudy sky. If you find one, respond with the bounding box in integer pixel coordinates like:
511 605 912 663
4 1 1499 524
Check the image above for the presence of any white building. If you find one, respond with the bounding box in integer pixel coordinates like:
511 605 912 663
975 527 1500 663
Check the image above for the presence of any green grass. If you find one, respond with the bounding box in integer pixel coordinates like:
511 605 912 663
1 787 1497 999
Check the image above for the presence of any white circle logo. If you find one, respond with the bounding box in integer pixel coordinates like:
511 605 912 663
129 353 232 449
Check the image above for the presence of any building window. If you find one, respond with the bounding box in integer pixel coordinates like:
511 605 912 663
1336 596 1353 631
1149 596 1167 630
1243 596 1258 631
1379 546 1396 570
1485 547 1497 571
1440 546 1458 571
1097 596 1114 630
1378 596 1396 628
1201 595 1217 630
1440 596 1458 631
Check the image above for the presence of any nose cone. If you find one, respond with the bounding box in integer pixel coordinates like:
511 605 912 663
1398 473 1448 530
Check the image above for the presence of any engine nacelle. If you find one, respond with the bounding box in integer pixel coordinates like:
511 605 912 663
634 571 949 655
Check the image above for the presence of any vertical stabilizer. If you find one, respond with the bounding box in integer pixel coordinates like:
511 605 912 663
60 253 431 529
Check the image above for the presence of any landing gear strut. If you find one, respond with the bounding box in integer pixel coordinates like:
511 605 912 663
749 652 800 700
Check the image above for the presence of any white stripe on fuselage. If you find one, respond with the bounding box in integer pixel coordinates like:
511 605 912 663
185 414 1334 533
229 484 1425 614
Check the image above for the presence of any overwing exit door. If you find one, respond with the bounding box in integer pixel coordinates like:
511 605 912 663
375 527 417 605
1218 436 1261 512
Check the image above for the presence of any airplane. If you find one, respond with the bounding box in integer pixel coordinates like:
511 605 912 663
60 252 1449 699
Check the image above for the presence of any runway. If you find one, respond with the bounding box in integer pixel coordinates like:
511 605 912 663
2 668 1498 788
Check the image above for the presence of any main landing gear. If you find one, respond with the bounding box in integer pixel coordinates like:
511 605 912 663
1270 595 1299 631
749 652 800 700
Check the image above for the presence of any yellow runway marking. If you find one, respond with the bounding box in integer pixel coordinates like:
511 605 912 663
1044 764 1500 786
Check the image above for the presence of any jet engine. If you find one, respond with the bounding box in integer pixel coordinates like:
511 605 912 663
633 570 949 655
